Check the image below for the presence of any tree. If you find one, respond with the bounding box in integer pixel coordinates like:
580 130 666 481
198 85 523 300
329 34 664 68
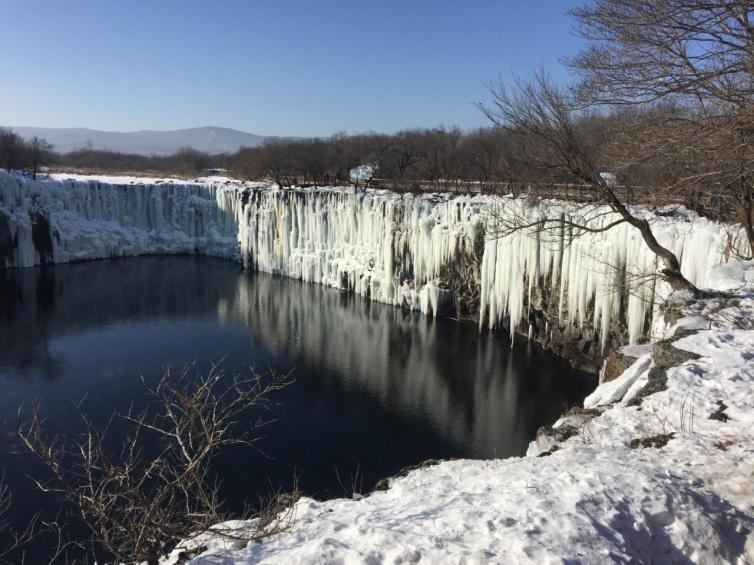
0 128 25 171
378 130 425 190
175 146 211 175
569 0 754 256
481 70 699 293
25 137 53 179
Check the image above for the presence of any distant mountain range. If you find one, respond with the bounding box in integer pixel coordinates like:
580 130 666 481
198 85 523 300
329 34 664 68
9 126 268 155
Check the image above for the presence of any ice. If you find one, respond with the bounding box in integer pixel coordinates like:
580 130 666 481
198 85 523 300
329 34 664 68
478 199 742 348
1 172 746 338
0 172 249 267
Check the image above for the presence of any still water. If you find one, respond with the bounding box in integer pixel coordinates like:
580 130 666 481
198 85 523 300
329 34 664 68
0 256 594 554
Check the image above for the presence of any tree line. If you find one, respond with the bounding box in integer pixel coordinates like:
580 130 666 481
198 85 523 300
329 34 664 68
3 112 727 194
0 128 52 179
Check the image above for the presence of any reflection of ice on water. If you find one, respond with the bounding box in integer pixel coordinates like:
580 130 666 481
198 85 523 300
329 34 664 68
219 271 585 458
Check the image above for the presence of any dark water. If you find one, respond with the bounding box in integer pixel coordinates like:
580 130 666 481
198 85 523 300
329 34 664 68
0 256 594 557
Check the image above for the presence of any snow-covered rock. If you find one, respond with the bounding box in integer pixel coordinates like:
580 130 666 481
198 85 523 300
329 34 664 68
584 352 652 408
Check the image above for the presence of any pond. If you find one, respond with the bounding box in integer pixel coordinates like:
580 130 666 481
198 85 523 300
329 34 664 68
0 256 595 558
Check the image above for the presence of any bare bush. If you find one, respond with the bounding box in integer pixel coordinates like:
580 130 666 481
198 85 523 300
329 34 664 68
0 475 42 564
18 364 289 565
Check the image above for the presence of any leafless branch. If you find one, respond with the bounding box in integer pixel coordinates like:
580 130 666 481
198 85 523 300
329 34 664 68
17 365 291 565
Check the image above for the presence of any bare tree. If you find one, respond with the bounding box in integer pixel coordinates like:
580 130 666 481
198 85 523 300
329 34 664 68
378 131 425 191
0 128 25 172
0 475 47 564
481 70 699 293
569 0 754 256
18 365 289 564
25 137 53 180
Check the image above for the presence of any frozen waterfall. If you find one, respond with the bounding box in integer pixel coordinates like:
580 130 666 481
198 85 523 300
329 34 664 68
0 172 740 348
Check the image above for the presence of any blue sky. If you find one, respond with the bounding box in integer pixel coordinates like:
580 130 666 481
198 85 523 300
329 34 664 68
0 0 584 137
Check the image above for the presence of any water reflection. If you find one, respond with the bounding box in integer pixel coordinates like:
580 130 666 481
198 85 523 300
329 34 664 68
0 256 594 509
219 274 584 457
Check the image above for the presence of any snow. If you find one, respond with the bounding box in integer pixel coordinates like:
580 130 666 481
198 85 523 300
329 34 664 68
47 172 244 186
619 343 651 358
168 260 754 564
708 259 754 292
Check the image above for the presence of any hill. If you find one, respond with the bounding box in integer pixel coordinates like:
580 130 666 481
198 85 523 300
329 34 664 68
9 126 267 155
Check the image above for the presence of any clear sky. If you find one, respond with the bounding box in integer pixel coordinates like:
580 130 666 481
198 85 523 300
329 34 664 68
0 0 584 137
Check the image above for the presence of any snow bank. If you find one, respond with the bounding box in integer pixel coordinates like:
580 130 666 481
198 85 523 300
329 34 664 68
583 352 652 408
171 261 754 564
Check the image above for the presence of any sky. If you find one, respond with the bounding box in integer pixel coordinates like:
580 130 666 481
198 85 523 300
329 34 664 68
0 0 585 137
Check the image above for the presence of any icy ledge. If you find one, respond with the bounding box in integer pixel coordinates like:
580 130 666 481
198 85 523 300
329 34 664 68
169 262 754 564
1 172 744 353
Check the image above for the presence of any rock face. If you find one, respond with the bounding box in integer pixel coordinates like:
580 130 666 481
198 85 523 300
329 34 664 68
0 172 736 372
601 349 640 384
523 282 630 373
651 330 702 368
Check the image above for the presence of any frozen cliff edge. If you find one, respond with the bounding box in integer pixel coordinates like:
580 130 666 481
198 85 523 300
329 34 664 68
169 261 754 564
0 172 748 355
0 172 247 266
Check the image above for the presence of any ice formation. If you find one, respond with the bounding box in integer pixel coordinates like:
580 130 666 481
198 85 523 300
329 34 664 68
236 188 480 315
0 171 744 347
0 172 245 267
479 198 737 346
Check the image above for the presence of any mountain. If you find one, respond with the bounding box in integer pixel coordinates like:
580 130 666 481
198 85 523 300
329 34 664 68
9 126 267 155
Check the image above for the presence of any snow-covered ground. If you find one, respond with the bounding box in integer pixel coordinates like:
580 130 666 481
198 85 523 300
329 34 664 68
169 261 754 564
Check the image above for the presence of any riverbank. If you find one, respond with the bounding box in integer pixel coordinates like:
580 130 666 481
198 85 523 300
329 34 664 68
170 260 754 563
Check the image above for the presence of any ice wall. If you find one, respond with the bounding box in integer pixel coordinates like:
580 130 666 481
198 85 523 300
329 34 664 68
0 172 740 348
479 199 733 347
236 189 481 314
0 172 244 267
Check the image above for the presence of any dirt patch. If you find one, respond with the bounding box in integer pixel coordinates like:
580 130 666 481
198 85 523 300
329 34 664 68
709 400 730 422
371 459 444 492
652 330 701 368
537 445 560 457
626 366 668 407
602 350 639 383
538 424 579 443
629 432 675 449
